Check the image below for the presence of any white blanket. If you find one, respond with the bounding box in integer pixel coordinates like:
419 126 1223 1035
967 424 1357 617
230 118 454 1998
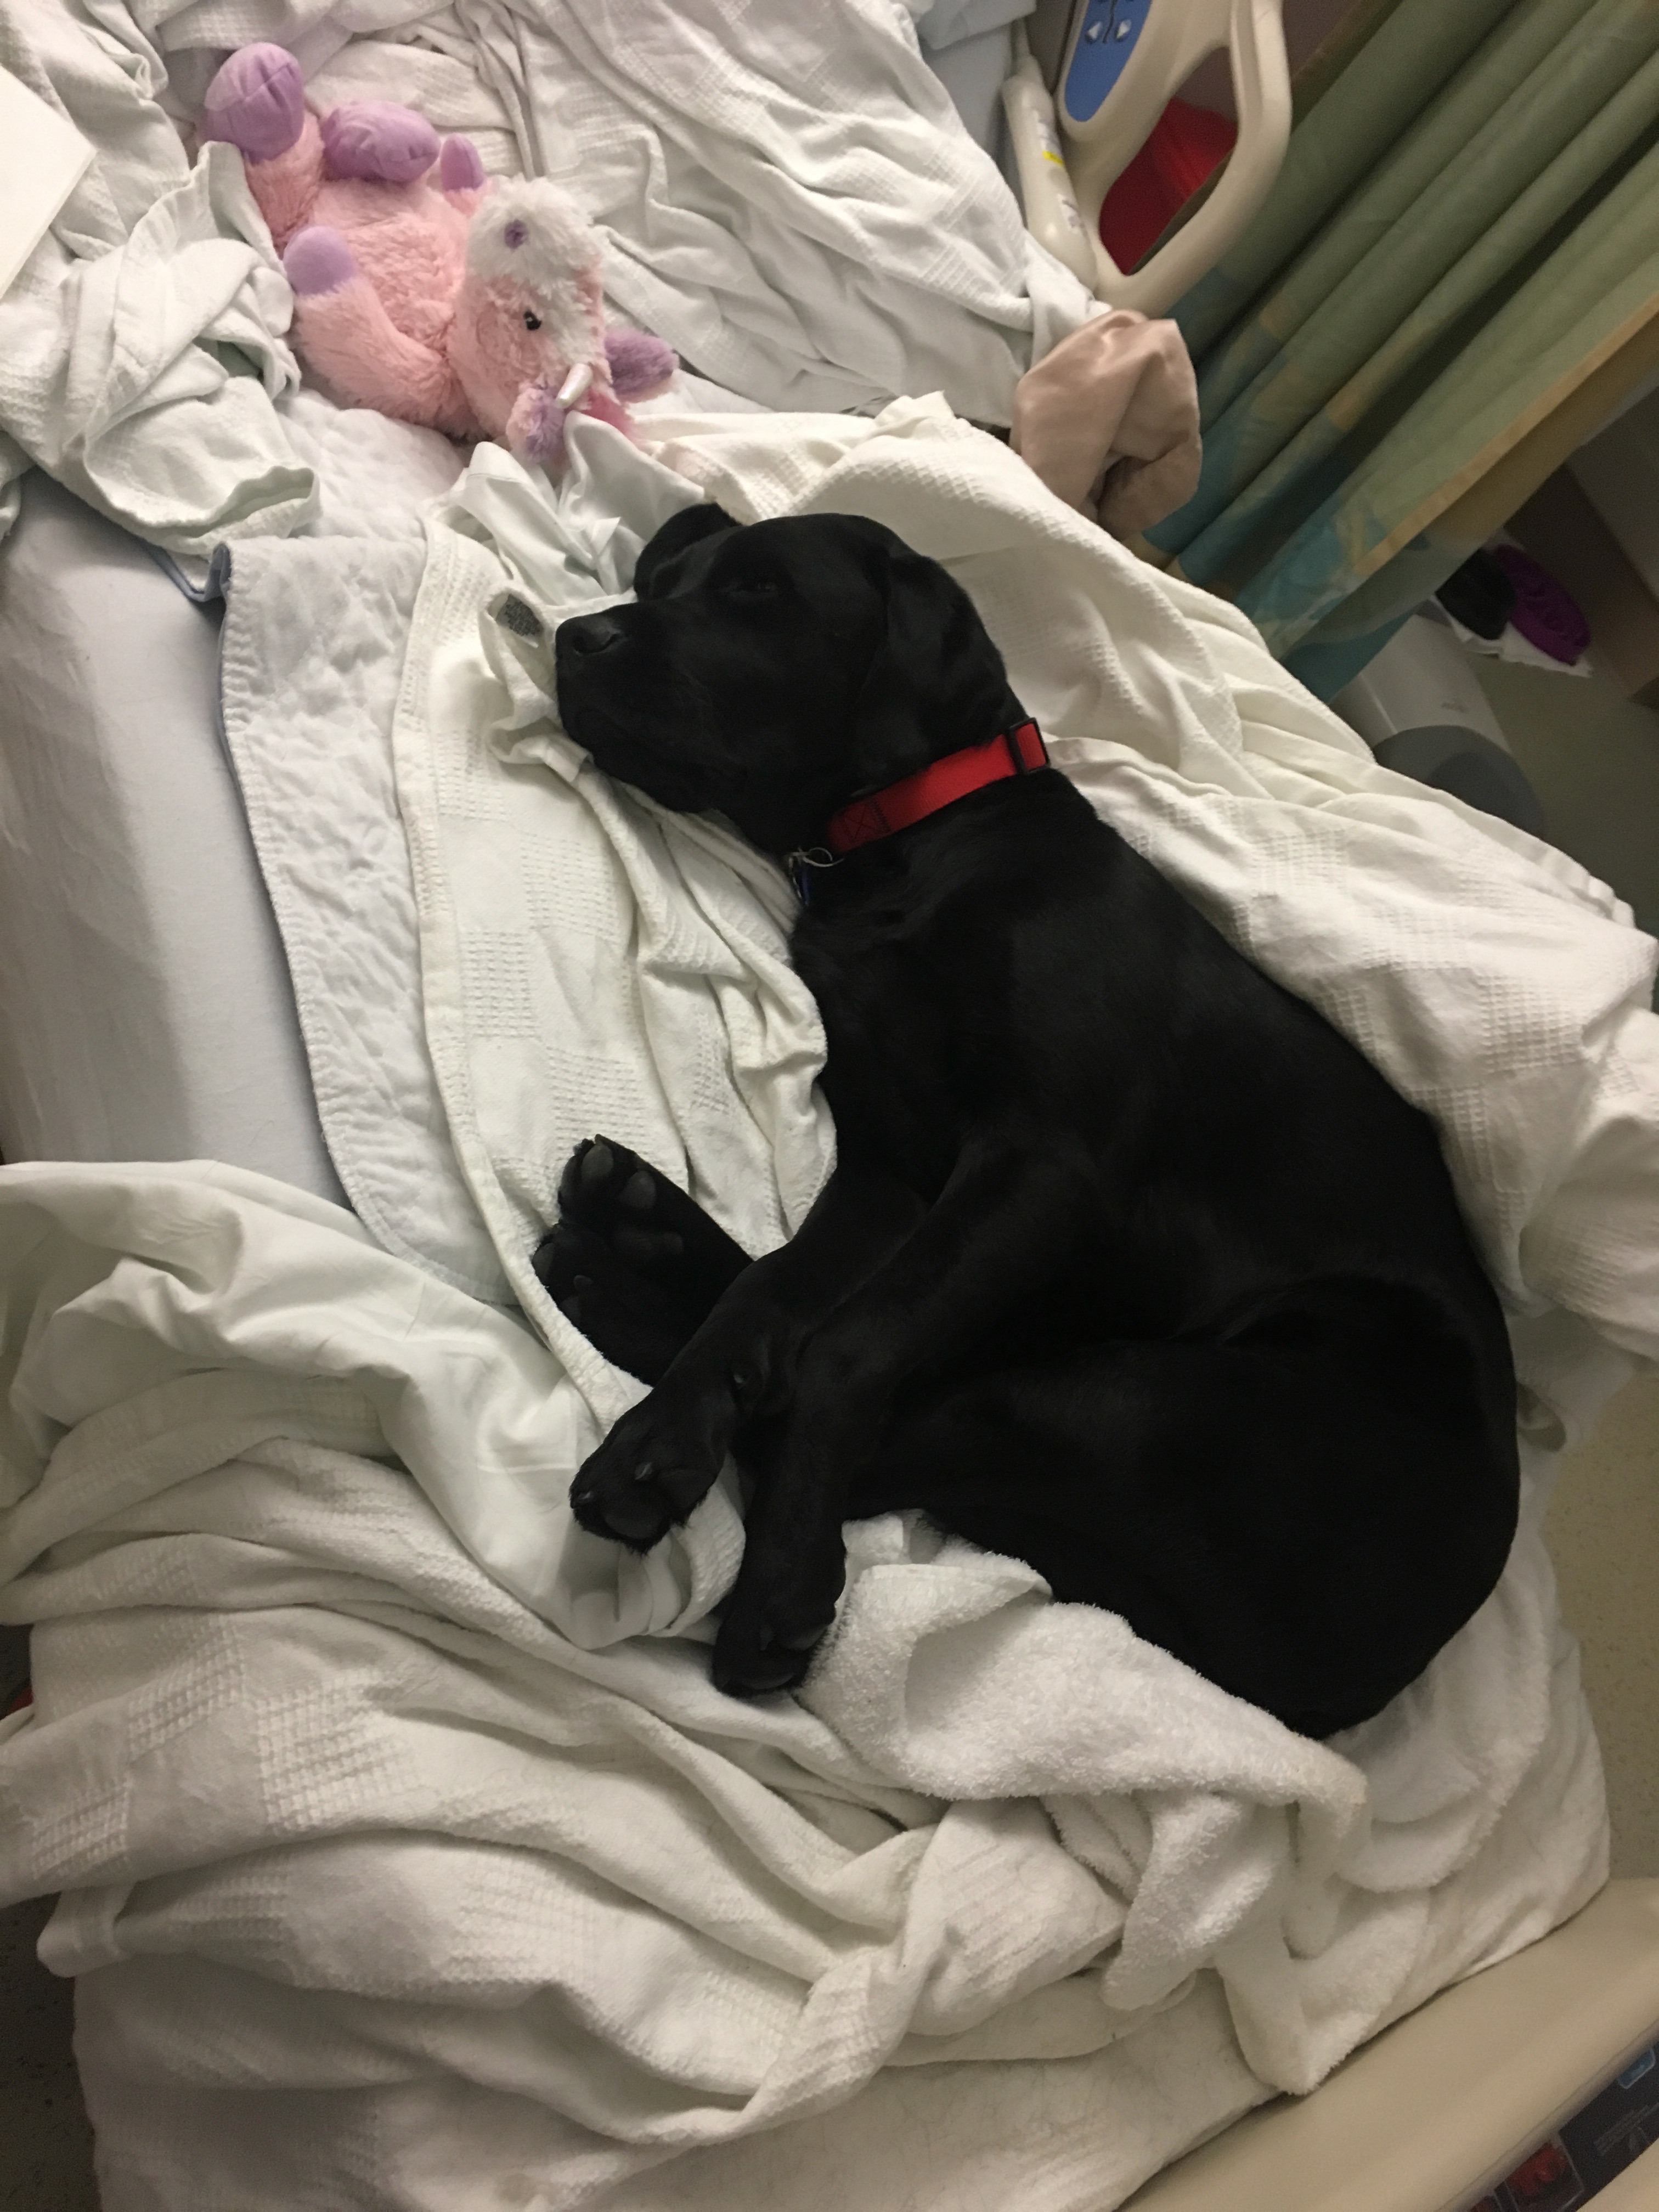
0 1163 1610 2212
5 393 1653 2209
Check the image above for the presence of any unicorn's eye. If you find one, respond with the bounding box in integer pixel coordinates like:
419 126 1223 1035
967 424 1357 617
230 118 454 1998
523 311 543 332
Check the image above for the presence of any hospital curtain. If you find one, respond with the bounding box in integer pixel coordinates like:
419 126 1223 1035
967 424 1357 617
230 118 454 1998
1141 0 1659 697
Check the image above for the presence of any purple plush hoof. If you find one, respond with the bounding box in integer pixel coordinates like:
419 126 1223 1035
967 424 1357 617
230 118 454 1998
320 101 439 185
284 225 357 296
604 328 678 401
510 387 568 470
439 136 486 194
201 42 305 163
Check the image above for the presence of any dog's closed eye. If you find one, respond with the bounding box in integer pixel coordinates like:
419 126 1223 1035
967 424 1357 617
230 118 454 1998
721 575 781 603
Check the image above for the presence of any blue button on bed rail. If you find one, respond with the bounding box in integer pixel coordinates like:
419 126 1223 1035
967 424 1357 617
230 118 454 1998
1062 0 1153 125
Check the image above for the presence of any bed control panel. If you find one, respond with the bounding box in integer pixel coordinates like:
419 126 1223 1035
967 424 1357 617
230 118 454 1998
1062 0 1154 126
1465 2036 1659 2209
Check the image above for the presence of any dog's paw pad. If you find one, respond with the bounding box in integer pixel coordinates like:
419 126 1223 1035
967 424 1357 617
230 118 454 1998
574 1481 669 1548
559 1136 656 1228
613 1224 683 1270
568 1398 726 1551
552 1133 749 1321
569 1455 707 1551
577 1139 616 1198
531 1218 696 1386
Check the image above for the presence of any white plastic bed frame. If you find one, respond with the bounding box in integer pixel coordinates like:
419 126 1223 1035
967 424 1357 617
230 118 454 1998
1128 1880 1659 2212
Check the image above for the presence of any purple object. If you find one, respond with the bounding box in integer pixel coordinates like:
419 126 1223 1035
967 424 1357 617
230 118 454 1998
320 101 439 185
439 136 486 194
604 327 677 399
1492 544 1590 664
514 386 567 469
200 43 306 163
284 225 357 297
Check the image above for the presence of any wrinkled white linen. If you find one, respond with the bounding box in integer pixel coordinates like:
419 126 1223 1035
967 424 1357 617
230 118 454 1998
0 1158 1610 2212
0 0 313 561
2 0 1093 565
7 388 1648 2206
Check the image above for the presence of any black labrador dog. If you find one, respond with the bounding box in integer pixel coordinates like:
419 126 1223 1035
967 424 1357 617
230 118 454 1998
534 504 1519 1736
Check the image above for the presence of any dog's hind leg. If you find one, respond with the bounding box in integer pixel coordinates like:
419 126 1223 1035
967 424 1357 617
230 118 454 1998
532 1137 753 1384
851 1317 1517 1737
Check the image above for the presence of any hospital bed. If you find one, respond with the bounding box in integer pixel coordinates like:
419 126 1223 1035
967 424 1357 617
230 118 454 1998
12 465 1652 2212
1 8 1655 2212
0 473 338 1197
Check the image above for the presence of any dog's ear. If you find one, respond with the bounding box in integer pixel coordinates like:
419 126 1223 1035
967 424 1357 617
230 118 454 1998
633 501 740 599
851 527 1014 783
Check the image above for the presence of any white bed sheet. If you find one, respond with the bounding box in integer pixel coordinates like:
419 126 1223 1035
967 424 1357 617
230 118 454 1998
0 472 342 1198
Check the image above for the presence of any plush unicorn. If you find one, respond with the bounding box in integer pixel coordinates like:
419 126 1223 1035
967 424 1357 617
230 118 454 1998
201 43 677 468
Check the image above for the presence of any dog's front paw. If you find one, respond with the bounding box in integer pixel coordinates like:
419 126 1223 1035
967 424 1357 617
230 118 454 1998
712 1490 847 1698
568 1389 730 1551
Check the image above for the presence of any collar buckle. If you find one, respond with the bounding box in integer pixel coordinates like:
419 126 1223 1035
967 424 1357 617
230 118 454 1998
786 845 838 905
1003 720 1047 774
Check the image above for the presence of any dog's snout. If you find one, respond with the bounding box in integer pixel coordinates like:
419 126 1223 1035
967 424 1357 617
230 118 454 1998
561 611 626 658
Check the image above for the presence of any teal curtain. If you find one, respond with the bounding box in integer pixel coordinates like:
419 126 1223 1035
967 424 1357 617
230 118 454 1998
1144 0 1659 696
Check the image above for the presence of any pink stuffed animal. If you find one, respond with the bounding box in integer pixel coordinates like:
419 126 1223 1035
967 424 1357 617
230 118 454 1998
200 44 677 468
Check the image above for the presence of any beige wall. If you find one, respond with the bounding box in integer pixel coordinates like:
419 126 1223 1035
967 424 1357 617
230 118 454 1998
1548 1375 1659 1879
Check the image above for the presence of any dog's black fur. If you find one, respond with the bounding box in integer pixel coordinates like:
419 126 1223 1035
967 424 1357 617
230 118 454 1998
536 505 1519 1735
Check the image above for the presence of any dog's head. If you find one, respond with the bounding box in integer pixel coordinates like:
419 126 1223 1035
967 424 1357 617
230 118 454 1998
553 507 1023 854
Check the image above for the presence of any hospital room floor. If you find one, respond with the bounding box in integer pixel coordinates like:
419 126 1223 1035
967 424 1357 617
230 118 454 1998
1 661 1656 2210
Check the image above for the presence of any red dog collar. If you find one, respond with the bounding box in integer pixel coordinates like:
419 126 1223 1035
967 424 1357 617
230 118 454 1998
824 720 1049 856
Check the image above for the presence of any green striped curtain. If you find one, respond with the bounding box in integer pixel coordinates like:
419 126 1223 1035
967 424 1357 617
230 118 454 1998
1144 0 1659 697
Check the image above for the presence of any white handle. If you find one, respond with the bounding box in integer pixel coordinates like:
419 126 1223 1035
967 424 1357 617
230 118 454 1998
1092 0 1289 315
1001 43 1098 290
1003 0 1290 318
